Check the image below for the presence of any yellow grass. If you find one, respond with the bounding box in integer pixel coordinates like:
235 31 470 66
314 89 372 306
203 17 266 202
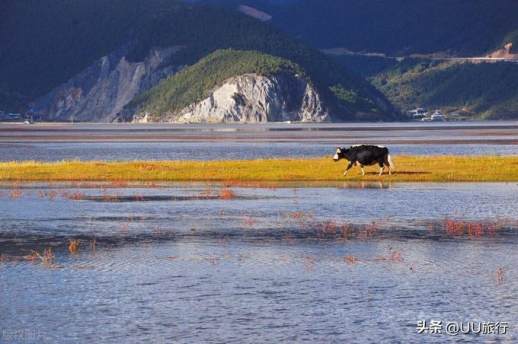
0 155 517 183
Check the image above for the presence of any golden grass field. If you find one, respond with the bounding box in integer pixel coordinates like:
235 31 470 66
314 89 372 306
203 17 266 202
0 155 518 183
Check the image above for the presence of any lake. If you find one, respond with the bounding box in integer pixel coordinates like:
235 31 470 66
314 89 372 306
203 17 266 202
0 122 517 161
1 182 517 343
1 122 517 343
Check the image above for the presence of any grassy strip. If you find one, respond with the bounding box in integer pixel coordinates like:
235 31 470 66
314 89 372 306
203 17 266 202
0 156 517 183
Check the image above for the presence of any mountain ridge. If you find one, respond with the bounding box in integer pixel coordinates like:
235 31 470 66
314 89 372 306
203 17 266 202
122 49 330 123
2 0 517 121
1 0 396 122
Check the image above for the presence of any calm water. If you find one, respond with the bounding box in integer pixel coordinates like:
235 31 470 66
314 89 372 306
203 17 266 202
0 122 517 161
1 183 517 343
1 122 517 342
0 142 517 161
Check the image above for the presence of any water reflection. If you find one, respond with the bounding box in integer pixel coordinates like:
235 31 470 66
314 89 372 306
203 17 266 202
339 181 393 189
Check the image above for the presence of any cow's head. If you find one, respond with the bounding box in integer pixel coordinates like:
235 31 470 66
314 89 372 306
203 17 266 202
333 147 348 161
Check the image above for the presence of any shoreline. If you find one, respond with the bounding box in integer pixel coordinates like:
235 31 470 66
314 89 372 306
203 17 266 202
1 121 517 144
1 155 518 183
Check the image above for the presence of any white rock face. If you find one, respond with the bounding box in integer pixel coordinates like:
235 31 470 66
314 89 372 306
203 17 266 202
32 46 182 122
160 73 328 123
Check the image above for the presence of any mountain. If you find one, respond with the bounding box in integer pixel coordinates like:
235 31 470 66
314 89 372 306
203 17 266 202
198 0 518 56
0 0 395 122
121 49 329 123
369 59 518 120
31 46 183 122
4 0 517 121
193 0 518 119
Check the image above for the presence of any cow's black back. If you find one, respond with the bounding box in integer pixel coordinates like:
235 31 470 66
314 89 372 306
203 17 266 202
345 145 389 166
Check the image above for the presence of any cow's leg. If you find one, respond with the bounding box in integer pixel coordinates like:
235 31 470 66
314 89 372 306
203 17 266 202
378 162 384 176
344 161 355 176
360 165 365 176
384 154 393 175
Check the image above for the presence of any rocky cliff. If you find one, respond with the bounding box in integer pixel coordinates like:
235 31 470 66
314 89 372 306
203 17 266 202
5 0 398 122
32 46 182 122
131 73 329 123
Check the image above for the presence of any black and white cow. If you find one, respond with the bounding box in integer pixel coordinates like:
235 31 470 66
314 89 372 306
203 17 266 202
333 145 394 176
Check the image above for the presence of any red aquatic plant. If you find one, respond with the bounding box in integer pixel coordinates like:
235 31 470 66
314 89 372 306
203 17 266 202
152 226 162 236
64 191 85 200
373 248 404 263
317 220 338 239
443 219 507 238
242 216 257 227
206 256 220 265
133 193 145 202
303 255 316 271
219 188 236 200
119 222 130 234
9 188 22 199
287 211 314 228
389 251 403 262
467 223 484 237
358 222 379 240
46 190 58 200
444 219 466 236
496 267 505 285
339 224 352 241
102 192 121 202
68 239 80 254
344 255 359 265
282 234 296 244
28 248 55 266
288 211 306 219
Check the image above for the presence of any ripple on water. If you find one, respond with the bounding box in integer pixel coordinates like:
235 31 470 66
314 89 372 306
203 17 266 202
1 183 518 342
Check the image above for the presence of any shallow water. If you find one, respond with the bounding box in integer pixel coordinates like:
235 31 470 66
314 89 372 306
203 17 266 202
0 122 517 161
0 142 517 161
1 183 517 343
2 240 517 343
0 183 517 241
2 122 518 342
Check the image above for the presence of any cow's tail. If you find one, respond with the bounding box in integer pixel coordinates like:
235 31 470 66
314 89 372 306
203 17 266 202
386 153 395 170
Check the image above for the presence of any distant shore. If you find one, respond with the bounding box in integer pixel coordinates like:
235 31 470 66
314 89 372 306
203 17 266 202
1 155 518 183
1 121 518 144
